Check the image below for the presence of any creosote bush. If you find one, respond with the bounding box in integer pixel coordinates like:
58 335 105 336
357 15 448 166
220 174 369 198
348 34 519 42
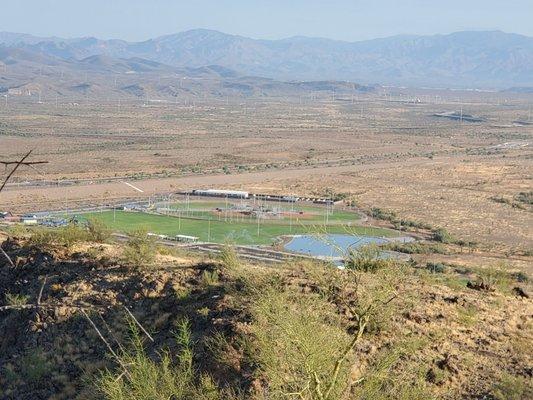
432 228 454 244
5 292 30 307
491 372 533 400
29 224 88 248
467 265 513 293
86 218 111 242
250 288 352 400
98 319 222 400
26 219 111 249
122 229 156 267
353 339 433 400
344 244 395 272
219 244 241 271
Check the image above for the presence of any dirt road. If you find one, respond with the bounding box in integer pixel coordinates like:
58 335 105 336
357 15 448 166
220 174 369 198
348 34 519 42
1 156 445 212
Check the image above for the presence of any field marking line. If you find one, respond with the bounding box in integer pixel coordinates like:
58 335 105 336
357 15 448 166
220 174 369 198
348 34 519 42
122 181 144 193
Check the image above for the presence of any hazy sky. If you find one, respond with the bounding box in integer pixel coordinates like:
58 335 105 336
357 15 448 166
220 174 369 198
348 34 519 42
1 0 532 41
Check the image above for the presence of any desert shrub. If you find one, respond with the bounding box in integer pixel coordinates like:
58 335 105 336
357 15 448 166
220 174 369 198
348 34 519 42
345 244 394 272
468 265 512 293
28 227 59 247
515 191 533 205
347 266 405 335
354 340 433 400
122 229 156 267
370 207 397 221
511 271 529 283
426 262 446 274
491 373 532 400
18 349 50 383
5 292 30 306
8 224 30 238
201 269 220 286
86 218 111 242
370 208 432 230
250 289 352 400
98 319 221 400
219 244 240 271
432 228 454 244
55 224 89 247
28 224 89 248
456 304 478 327
383 242 448 255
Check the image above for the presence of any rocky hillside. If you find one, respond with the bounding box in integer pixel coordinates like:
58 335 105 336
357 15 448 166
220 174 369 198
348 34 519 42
0 226 531 400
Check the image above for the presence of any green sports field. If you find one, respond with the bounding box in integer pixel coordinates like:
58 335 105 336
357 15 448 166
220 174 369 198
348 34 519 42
83 209 398 245
165 200 360 223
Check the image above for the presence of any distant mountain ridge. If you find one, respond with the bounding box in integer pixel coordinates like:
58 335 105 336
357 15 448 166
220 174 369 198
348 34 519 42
1 29 532 88
0 42 376 101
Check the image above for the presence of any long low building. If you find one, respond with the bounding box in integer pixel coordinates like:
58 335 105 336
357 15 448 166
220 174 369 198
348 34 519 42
192 189 249 199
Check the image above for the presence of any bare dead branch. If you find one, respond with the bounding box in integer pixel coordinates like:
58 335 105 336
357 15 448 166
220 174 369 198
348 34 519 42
98 312 126 354
0 302 105 312
0 161 49 166
123 305 154 342
0 246 15 267
0 150 49 268
80 308 132 380
37 276 48 305
0 150 33 193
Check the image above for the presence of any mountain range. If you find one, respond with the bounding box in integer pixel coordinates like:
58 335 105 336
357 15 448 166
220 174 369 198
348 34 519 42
1 29 532 90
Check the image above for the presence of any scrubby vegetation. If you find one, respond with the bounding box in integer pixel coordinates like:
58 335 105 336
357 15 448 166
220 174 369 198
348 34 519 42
515 191 533 205
122 229 156 267
22 218 112 249
370 207 433 230
381 241 449 255
0 228 531 400
98 319 222 400
345 244 397 272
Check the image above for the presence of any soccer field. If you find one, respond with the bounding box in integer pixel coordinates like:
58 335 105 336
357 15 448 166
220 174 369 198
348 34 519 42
83 210 398 245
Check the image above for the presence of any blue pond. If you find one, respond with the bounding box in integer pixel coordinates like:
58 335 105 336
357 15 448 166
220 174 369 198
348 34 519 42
284 234 391 259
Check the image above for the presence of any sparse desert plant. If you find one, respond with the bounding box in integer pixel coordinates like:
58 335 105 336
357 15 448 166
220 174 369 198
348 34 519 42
219 244 240 271
344 266 404 335
432 228 454 244
28 224 89 248
8 224 30 238
5 292 30 306
86 218 111 242
122 229 156 267
467 265 512 293
18 349 50 383
353 339 433 400
250 289 353 400
345 244 394 272
456 304 478 327
515 191 533 205
382 242 448 255
426 262 446 274
491 372 532 400
98 319 222 400
201 269 220 286
56 223 90 247
512 271 529 283
28 227 59 247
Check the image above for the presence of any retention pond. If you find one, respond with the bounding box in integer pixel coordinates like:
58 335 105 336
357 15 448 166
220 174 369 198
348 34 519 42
283 234 413 261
